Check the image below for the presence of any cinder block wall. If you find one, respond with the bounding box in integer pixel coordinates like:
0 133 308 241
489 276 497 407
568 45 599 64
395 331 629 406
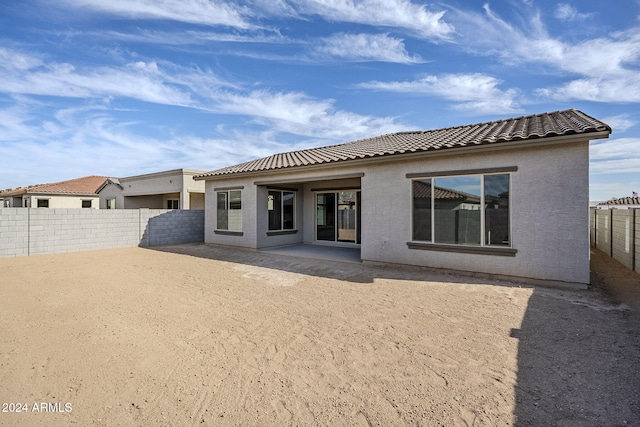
591 208 638 274
611 210 634 270
0 208 204 258
594 209 611 256
0 209 29 257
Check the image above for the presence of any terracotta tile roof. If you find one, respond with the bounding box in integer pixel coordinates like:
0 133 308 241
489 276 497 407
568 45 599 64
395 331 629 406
599 197 640 206
0 176 109 197
196 109 611 179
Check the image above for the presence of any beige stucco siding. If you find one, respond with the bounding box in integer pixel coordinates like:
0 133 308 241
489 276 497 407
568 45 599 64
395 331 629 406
26 194 100 209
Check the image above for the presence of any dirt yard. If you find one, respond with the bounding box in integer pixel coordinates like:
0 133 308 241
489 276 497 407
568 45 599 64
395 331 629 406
0 244 638 426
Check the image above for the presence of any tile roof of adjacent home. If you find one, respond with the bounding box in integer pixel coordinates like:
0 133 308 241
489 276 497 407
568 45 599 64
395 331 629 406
598 197 640 206
0 176 109 197
195 109 611 179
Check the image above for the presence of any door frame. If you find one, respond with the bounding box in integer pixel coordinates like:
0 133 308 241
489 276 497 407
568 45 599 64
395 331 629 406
314 189 361 246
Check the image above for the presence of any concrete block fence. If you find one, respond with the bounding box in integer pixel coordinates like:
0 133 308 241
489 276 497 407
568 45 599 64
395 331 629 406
0 208 204 258
590 208 639 274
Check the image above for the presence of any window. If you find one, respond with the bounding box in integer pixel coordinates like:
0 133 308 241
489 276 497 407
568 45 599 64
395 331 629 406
412 173 510 247
217 190 242 231
37 199 49 208
82 200 92 208
268 190 295 231
167 199 179 209
106 199 116 209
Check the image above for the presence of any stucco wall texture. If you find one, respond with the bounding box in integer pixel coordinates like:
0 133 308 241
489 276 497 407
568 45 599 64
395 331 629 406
0 208 203 258
203 141 592 286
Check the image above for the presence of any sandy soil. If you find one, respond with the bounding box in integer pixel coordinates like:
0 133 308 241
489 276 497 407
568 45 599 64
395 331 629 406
0 244 638 426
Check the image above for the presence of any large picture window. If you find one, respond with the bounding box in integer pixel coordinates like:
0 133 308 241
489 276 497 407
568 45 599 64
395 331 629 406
217 190 242 231
268 190 295 231
412 173 510 247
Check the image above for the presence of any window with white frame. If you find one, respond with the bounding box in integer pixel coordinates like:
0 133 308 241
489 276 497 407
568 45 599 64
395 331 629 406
82 200 92 208
217 190 242 231
268 190 295 231
412 173 511 247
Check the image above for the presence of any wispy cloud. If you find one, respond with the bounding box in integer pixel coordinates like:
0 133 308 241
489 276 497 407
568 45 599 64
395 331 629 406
289 0 454 40
448 4 640 103
217 90 406 140
313 33 423 63
56 0 255 29
601 114 636 133
590 137 640 175
554 4 593 22
358 73 522 115
0 47 241 108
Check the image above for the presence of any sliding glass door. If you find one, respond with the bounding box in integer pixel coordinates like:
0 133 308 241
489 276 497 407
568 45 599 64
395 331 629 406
316 190 360 244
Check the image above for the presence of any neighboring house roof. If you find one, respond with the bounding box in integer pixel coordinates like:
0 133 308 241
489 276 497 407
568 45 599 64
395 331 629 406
96 178 123 193
195 109 611 179
0 176 109 197
413 181 481 202
598 197 640 206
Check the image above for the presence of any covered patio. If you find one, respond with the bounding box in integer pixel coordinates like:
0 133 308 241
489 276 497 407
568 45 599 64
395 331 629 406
259 243 361 263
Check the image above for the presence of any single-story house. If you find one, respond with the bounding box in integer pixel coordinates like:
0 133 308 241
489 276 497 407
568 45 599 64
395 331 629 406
194 109 611 287
596 196 640 209
0 176 107 209
97 169 206 210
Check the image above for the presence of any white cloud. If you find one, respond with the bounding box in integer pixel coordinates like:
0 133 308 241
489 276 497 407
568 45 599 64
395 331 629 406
289 0 454 40
590 137 640 177
217 90 406 140
554 4 593 22
536 74 640 103
589 181 640 201
314 33 423 63
0 47 237 108
601 114 636 133
448 4 640 103
590 137 640 160
358 73 522 115
56 0 255 29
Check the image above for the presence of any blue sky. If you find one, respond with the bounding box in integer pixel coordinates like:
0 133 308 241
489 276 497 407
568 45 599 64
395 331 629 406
0 0 638 200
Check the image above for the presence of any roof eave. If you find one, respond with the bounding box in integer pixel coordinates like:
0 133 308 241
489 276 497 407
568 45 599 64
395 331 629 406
195 129 610 182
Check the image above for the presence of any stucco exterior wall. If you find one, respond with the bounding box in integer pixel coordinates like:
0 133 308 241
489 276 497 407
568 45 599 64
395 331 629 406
107 170 205 209
25 194 100 209
204 178 258 248
99 183 125 209
190 192 205 210
360 141 590 285
201 140 591 285
124 195 165 209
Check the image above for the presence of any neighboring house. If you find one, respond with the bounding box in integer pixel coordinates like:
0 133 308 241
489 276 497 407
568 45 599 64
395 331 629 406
97 169 205 210
596 196 640 209
195 109 611 287
0 176 107 209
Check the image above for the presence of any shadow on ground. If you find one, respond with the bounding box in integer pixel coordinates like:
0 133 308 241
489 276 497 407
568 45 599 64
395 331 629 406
148 243 640 425
513 249 640 425
147 243 535 288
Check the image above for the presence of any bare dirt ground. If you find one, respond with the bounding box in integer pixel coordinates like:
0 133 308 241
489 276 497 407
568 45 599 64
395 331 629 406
0 244 638 426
